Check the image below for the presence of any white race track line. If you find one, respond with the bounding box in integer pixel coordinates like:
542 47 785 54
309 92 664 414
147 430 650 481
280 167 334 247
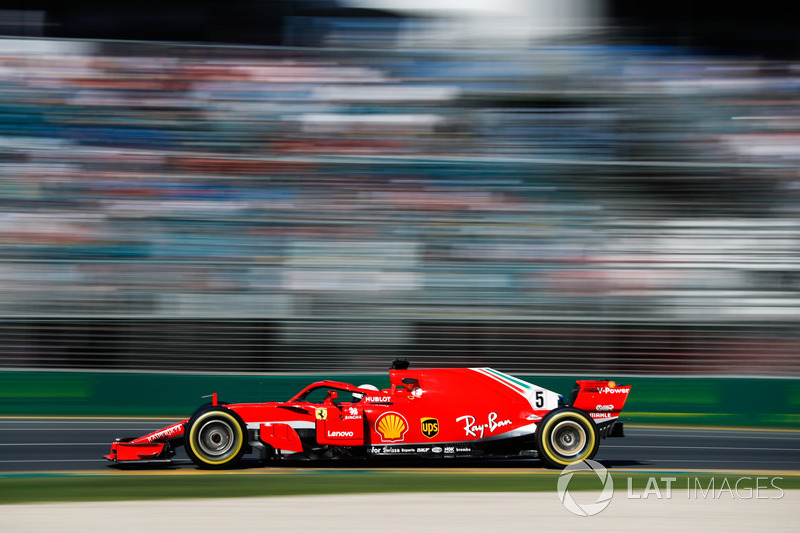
0 421 173 425
630 431 800 440
3 442 796 451
0 428 158 431
0 443 108 446
0 459 106 463
604 445 799 451
637 459 797 464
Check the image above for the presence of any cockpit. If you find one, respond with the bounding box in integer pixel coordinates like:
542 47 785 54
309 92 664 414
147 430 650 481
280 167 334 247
290 382 379 405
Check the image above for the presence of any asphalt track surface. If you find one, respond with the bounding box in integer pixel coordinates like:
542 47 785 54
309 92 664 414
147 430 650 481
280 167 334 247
1 417 798 472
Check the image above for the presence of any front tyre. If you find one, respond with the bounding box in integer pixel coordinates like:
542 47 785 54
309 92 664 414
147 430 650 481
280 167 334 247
184 407 247 469
535 407 599 469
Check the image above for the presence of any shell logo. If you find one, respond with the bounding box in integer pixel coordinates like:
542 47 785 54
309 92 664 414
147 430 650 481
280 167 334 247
375 412 408 442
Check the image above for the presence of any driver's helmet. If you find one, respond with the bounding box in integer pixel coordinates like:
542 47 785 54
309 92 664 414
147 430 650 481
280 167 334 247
353 383 379 400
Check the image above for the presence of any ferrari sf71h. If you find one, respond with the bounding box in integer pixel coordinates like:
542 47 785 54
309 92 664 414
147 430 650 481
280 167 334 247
105 360 630 469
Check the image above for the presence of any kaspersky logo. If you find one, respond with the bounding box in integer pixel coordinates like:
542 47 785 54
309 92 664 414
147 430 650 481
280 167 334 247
557 460 614 516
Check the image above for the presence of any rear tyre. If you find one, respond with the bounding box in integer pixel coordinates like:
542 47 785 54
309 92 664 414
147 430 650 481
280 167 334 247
184 407 247 469
535 407 599 469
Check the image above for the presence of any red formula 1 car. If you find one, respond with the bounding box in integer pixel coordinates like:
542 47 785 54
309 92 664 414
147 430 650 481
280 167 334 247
105 361 630 469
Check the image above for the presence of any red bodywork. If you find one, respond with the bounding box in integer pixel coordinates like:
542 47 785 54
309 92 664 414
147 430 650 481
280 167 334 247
105 366 630 465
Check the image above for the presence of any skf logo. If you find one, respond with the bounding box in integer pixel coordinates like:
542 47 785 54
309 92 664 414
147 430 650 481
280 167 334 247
315 408 327 420
375 412 408 442
421 417 439 439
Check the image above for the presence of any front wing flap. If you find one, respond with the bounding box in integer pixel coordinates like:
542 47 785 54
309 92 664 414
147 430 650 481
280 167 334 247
105 438 174 463
104 420 186 464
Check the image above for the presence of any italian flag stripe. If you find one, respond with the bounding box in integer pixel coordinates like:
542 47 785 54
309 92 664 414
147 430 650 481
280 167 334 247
471 368 527 395
484 368 533 391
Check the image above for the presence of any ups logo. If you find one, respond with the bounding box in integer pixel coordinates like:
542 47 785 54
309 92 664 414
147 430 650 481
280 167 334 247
421 417 439 439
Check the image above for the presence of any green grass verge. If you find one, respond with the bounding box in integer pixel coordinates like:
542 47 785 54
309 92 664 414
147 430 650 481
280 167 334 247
1 471 797 505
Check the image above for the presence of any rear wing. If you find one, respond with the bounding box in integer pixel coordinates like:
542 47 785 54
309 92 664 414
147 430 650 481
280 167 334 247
570 380 631 433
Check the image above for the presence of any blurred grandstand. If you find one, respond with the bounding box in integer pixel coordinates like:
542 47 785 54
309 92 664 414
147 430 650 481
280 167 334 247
0 6 799 376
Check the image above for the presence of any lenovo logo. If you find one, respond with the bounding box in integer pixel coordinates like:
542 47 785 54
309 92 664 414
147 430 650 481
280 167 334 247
327 431 354 438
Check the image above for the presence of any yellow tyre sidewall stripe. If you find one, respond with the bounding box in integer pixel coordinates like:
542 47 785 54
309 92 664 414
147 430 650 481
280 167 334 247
540 411 596 466
188 410 244 466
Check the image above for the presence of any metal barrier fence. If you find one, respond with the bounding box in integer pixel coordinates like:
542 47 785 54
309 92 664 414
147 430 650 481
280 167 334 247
2 40 800 377
1 318 798 376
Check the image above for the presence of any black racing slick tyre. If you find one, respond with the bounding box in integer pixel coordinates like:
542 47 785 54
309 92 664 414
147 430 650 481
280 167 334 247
535 407 599 469
184 407 247 469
